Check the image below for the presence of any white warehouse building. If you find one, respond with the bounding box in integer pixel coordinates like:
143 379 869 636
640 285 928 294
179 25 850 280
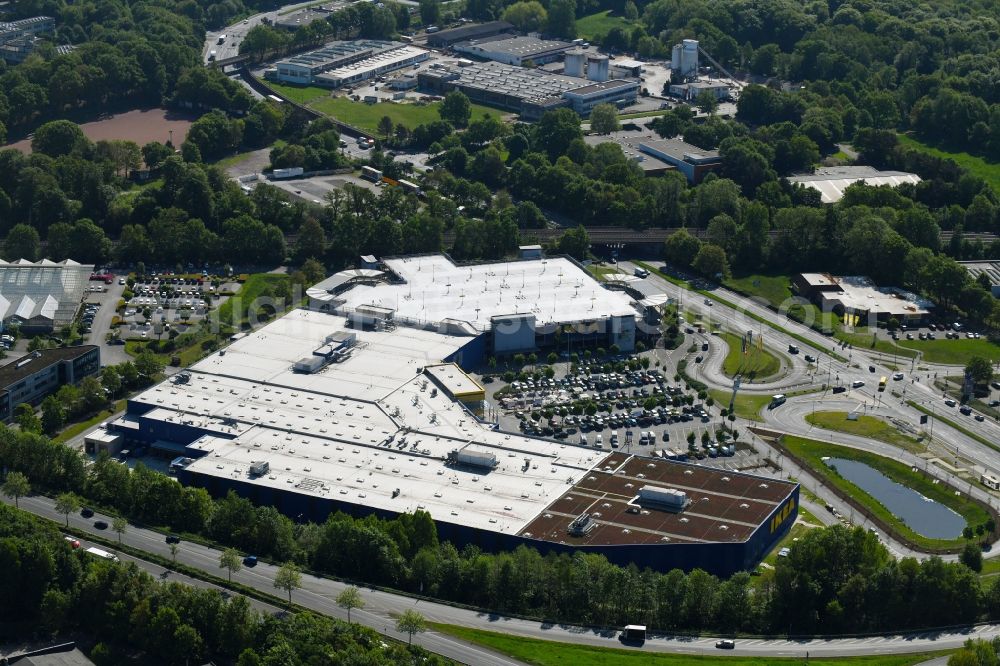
307 253 641 355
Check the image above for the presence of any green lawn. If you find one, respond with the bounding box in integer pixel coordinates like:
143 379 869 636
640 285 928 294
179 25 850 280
575 10 634 42
265 82 330 105
708 389 771 421
53 399 127 444
429 623 947 666
719 331 782 380
897 336 1000 365
215 273 290 328
724 274 796 309
805 411 926 453
778 434 989 551
898 133 1000 193
309 97 501 134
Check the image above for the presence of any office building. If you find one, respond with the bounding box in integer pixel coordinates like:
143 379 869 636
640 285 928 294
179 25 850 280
0 345 100 422
638 139 721 184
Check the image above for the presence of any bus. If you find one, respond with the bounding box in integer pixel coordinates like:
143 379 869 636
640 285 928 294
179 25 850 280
878 376 887 391
361 166 383 183
982 474 1000 491
769 394 786 408
85 547 120 562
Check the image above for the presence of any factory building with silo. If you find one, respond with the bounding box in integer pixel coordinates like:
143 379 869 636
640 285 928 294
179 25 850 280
92 253 798 576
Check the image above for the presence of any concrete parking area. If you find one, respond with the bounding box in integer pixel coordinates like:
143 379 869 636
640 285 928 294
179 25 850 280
269 173 381 203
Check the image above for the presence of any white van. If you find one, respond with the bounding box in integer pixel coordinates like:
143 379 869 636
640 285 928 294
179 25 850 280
595 434 603 448
580 434 588 446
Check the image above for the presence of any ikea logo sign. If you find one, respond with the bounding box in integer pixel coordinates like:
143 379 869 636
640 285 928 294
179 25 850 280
770 497 796 534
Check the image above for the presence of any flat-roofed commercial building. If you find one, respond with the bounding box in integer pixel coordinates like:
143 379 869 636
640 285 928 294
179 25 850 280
788 166 921 204
639 138 721 184
0 345 99 422
269 40 428 87
426 21 513 48
418 60 636 119
794 273 933 324
102 308 797 575
454 35 573 66
668 80 730 101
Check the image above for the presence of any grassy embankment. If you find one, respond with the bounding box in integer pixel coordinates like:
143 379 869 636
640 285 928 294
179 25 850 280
897 133 1000 193
804 411 926 454
574 10 634 42
430 623 948 666
718 331 782 380
779 434 989 551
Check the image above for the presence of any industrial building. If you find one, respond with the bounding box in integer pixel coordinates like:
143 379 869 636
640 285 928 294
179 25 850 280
454 35 573 66
313 253 640 353
668 80 730 101
671 39 699 79
961 261 1000 298
787 166 921 204
584 131 675 176
426 21 513 48
610 58 644 78
638 139 722 184
96 305 798 576
794 273 933 324
417 60 637 119
0 259 94 332
268 40 429 87
0 16 55 63
0 345 100 422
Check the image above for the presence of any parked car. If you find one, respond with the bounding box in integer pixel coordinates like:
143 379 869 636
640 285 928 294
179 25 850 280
94 520 108 530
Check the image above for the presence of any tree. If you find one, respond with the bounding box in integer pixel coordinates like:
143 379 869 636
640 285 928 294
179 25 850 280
695 90 719 115
546 0 577 39
40 395 66 435
169 542 179 565
274 562 302 604
502 1 547 32
54 492 80 527
692 243 731 280
966 356 994 387
589 103 620 135
419 0 440 26
396 609 427 644
220 547 243 582
4 224 41 261
112 516 128 544
336 585 364 624
14 403 42 434
663 228 702 268
440 91 472 128
960 542 984 572
557 225 590 261
3 471 29 508
31 120 89 157
377 115 394 141
135 351 165 379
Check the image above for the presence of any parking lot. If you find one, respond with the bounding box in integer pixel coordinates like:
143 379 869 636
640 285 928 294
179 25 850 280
890 321 987 342
486 360 757 467
120 275 221 341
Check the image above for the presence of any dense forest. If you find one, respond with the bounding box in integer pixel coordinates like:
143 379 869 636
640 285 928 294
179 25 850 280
3 424 998 637
0 504 448 665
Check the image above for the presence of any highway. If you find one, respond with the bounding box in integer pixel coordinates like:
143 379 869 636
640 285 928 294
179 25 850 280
9 492 1000 659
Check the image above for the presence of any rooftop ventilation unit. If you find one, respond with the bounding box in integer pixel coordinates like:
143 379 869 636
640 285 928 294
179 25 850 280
567 512 596 536
446 445 498 470
248 461 270 477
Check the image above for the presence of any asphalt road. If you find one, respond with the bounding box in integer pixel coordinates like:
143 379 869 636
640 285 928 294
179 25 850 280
8 493 997 659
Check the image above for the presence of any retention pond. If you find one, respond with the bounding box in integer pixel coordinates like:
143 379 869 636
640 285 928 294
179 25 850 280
824 457 965 539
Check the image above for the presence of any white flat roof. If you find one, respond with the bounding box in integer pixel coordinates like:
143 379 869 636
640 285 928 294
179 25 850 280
424 363 483 397
335 254 637 332
133 310 607 533
817 276 932 316
788 167 921 203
